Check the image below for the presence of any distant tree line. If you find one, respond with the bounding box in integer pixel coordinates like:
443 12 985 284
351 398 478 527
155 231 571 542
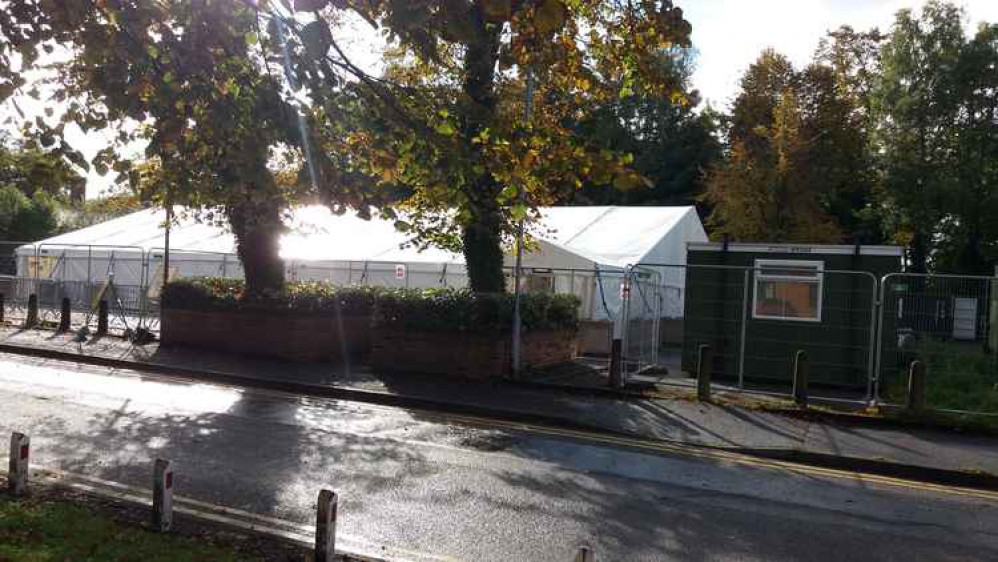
570 1 997 274
700 1 998 274
0 135 142 245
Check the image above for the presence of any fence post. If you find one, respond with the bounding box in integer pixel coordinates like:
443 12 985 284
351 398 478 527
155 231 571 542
906 360 926 412
25 294 38 327
152 459 173 532
58 297 71 332
315 489 338 562
609 338 623 388
793 350 809 408
97 300 109 335
738 269 750 389
697 344 713 401
0 293 4 323
8 432 29 497
574 546 595 562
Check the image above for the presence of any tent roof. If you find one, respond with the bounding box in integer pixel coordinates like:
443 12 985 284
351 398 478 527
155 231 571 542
535 206 698 267
22 205 703 268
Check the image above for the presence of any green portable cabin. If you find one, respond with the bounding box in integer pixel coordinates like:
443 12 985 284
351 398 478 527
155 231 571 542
681 242 902 389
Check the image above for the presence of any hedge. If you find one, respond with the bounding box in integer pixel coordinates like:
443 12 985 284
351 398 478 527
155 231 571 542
161 278 383 316
161 279 580 333
374 288 580 334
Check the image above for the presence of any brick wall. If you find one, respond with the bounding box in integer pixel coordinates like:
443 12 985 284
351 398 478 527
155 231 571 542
161 308 371 362
372 329 577 379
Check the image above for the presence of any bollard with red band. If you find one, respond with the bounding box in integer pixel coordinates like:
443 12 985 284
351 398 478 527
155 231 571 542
152 458 173 532
8 432 29 496
315 489 338 562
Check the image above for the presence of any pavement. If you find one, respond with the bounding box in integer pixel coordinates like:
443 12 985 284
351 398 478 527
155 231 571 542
1 324 997 486
2 352 997 561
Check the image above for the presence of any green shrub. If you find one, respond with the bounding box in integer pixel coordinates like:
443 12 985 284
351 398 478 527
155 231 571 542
374 288 580 334
162 279 581 333
883 338 998 414
161 278 383 316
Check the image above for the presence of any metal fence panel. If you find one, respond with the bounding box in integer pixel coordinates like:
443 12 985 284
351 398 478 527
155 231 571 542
4 239 997 415
622 266 665 373
877 273 998 415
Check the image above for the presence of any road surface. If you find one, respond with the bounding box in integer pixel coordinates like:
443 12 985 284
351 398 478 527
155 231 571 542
0 352 995 561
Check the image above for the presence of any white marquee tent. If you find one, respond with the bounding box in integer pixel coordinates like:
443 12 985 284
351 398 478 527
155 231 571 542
17 205 707 320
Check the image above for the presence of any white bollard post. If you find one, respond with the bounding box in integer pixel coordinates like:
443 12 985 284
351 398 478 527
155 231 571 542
575 546 595 562
152 458 173 532
315 489 338 562
8 432 29 496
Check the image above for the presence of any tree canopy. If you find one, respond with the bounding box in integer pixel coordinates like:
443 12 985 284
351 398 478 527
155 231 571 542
4 0 997 280
289 0 694 292
568 49 721 208
703 49 866 243
703 1 998 275
1 0 695 294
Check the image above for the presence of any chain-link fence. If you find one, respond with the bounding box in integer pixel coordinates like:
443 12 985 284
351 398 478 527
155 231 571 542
876 273 998 415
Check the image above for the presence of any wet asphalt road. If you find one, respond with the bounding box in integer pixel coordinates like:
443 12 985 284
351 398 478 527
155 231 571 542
0 352 996 562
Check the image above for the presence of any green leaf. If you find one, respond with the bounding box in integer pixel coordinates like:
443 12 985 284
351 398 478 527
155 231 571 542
245 32 259 45
300 21 332 60
435 122 456 136
511 204 528 221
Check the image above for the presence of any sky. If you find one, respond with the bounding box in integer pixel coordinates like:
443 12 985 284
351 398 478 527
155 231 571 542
684 0 998 109
6 1 998 199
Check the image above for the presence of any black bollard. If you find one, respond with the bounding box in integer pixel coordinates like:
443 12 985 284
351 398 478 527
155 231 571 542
97 300 109 335
793 350 809 408
58 298 71 332
25 294 38 327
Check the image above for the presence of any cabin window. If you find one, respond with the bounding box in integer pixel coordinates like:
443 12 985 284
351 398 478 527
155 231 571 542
752 259 823 322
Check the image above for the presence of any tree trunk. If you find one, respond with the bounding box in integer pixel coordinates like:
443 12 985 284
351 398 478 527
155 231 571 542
463 196 505 293
909 231 928 273
228 198 285 296
460 5 505 294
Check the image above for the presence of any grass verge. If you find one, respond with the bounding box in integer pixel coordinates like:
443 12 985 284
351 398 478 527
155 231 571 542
0 495 261 562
